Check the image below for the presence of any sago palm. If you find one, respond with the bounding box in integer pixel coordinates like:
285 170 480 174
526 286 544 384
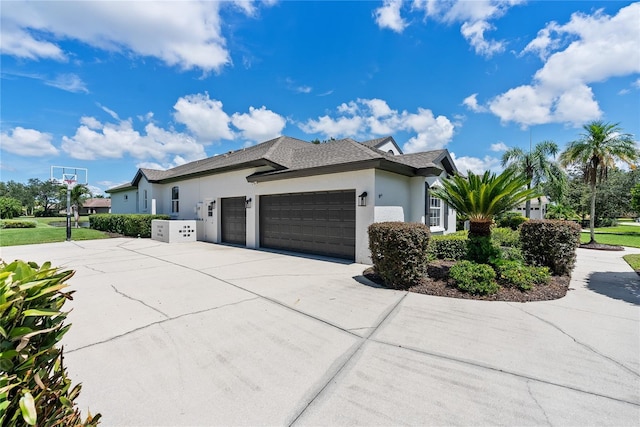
431 169 540 238
501 140 566 218
560 121 639 244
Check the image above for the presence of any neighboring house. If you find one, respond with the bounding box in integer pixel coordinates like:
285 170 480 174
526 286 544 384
511 196 548 220
106 136 458 263
80 198 112 214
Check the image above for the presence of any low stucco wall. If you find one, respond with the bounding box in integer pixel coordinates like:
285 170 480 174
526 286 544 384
151 220 197 243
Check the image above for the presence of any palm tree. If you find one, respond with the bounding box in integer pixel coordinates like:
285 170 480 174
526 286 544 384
431 169 540 238
560 121 639 244
501 140 566 218
59 184 91 228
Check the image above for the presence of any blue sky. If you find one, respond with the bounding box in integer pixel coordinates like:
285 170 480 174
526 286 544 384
1 0 639 195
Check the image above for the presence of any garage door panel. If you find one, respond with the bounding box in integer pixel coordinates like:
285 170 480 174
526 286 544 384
260 190 355 260
221 197 246 245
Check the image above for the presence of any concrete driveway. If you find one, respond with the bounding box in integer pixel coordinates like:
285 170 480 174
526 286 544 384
1 239 639 426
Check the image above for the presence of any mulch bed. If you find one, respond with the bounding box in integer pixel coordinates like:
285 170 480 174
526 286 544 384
364 260 571 302
579 242 624 251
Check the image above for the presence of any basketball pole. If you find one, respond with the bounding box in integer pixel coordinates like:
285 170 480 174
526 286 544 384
66 184 71 241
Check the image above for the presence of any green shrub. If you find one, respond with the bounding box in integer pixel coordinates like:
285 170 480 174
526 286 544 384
368 222 431 289
428 234 468 260
467 235 500 264
449 260 499 295
595 217 618 227
495 212 528 230
520 220 581 276
491 227 520 248
0 197 23 219
89 214 170 237
0 220 37 229
495 260 550 291
499 246 524 263
0 260 101 426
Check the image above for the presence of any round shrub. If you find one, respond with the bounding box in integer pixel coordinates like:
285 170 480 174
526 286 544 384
520 220 581 276
368 222 431 289
449 260 498 295
495 212 528 230
491 227 520 248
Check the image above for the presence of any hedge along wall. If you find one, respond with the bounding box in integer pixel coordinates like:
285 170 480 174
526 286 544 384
89 214 170 238
368 222 431 290
520 220 581 276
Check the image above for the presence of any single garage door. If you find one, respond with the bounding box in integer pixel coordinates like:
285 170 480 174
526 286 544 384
260 190 356 260
221 197 246 245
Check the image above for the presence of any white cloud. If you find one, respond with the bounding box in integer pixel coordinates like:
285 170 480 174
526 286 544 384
231 106 287 142
0 1 275 72
173 93 234 142
411 0 522 57
634 78 640 89
61 114 206 163
490 142 508 152
299 98 455 152
462 93 487 112
490 3 639 127
45 73 88 93
0 127 59 157
374 0 407 33
296 85 312 94
450 152 501 175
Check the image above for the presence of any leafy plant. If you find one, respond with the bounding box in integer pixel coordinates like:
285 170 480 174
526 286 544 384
0 197 23 219
490 227 520 248
428 234 468 260
0 220 37 229
494 260 550 291
368 222 431 289
449 260 499 295
494 212 528 230
89 214 170 237
0 260 100 426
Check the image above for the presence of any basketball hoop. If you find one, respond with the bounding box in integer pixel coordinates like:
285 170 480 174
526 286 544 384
50 165 89 241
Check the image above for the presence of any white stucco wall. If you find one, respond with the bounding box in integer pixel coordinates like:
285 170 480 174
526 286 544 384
373 170 411 223
109 189 138 214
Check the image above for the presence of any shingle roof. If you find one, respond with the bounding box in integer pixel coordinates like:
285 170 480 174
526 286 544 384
83 198 111 208
107 135 454 191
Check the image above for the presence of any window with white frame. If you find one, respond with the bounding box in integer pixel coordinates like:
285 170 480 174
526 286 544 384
429 196 442 227
171 186 179 213
143 190 148 210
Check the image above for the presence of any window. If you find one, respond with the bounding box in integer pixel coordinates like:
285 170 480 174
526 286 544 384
143 190 148 210
124 194 128 201
171 186 179 213
429 196 442 227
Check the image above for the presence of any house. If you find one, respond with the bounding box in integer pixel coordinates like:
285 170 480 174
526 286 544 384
511 196 548 220
80 198 112 215
106 136 458 263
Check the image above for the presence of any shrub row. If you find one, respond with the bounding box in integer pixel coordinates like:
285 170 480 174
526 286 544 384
520 220 581 276
89 214 170 238
0 220 37 229
428 234 468 260
368 222 431 289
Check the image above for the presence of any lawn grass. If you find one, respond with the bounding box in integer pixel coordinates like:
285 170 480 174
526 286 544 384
623 254 640 271
0 216 110 247
581 224 640 248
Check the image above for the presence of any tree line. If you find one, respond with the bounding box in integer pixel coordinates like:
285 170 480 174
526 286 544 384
0 179 102 219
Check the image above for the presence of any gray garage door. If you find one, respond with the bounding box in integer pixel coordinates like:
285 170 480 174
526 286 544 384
260 190 356 260
221 197 246 245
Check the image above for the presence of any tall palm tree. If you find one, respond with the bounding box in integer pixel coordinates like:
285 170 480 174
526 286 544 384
431 169 540 238
560 121 639 244
501 140 566 218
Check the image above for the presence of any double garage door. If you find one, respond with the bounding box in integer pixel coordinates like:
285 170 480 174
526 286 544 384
260 190 356 260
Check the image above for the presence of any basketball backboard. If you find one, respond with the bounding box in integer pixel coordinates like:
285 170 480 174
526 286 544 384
51 166 88 188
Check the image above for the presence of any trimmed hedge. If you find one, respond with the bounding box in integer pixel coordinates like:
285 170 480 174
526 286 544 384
428 234 468 260
520 220 581 276
368 222 431 289
89 214 170 238
0 220 37 229
495 212 528 230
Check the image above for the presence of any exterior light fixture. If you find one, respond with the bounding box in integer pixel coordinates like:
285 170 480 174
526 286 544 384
358 192 368 207
210 200 216 209
245 197 252 208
